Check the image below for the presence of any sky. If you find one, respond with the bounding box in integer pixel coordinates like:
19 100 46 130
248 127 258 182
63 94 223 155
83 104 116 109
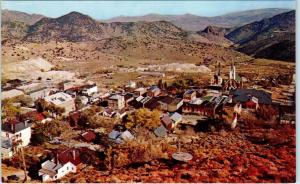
1 1 296 20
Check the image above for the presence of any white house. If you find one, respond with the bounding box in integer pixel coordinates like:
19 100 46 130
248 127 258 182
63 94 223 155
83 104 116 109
126 81 137 89
39 149 81 182
44 92 75 115
1 120 32 147
82 84 98 96
108 95 125 110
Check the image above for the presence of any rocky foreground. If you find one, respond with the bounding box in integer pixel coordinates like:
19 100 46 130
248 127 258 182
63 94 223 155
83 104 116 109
59 122 295 183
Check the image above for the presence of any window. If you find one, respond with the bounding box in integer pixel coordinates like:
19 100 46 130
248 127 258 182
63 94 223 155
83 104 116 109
67 167 68 170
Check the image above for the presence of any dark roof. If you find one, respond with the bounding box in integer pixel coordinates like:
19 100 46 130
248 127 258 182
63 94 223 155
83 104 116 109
2 120 32 134
56 148 82 165
81 131 96 142
144 98 161 109
124 93 134 101
230 89 272 104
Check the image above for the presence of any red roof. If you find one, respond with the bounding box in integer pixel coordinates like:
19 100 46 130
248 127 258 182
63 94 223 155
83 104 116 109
81 131 96 142
56 148 82 166
25 111 45 122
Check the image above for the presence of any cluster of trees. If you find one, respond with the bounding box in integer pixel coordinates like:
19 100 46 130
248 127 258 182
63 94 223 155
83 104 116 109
31 119 69 145
126 108 161 130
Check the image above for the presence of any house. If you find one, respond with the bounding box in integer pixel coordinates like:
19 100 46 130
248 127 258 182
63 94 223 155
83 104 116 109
81 131 96 142
183 89 196 102
144 96 183 112
44 92 75 115
154 125 168 138
126 81 137 89
244 96 259 110
1 119 32 147
108 95 125 110
1 137 13 159
157 96 183 112
102 108 116 118
169 112 182 126
82 84 98 96
147 86 161 97
68 112 80 127
114 109 127 119
108 130 134 143
134 87 147 96
160 114 173 130
39 148 82 182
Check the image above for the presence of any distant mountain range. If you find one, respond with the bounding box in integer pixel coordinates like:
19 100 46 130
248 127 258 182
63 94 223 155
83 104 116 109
102 8 291 31
1 8 295 62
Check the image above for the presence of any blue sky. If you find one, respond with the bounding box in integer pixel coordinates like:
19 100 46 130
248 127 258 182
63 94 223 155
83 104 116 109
1 1 296 19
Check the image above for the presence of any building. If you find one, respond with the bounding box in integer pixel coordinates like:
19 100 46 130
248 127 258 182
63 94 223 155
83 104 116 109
39 149 82 182
182 96 226 117
223 62 243 91
125 81 137 89
183 89 197 102
44 92 75 115
280 114 295 124
82 84 98 96
81 131 96 142
144 96 183 112
169 112 182 126
210 62 223 86
108 95 125 110
108 130 134 143
134 87 147 96
147 86 161 97
1 120 32 147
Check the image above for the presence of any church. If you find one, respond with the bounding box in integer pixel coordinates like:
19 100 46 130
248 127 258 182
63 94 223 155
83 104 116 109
210 62 242 91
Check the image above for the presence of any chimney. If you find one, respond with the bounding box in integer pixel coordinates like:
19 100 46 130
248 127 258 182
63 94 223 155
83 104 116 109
72 149 76 160
54 153 59 164
10 123 14 132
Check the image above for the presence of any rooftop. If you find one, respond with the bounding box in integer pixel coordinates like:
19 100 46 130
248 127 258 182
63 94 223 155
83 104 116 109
44 92 73 105
2 120 32 134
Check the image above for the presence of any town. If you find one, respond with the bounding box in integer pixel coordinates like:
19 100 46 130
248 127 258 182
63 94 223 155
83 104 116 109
1 60 295 182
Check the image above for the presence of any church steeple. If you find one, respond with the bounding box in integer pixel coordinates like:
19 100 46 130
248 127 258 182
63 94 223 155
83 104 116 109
229 61 236 80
